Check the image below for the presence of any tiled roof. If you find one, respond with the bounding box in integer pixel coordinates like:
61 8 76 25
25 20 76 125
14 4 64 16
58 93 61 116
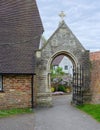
0 39 39 74
0 0 43 74
0 0 43 43
52 55 64 65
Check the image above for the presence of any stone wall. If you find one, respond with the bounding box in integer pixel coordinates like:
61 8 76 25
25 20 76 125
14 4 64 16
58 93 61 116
0 75 32 110
90 60 100 103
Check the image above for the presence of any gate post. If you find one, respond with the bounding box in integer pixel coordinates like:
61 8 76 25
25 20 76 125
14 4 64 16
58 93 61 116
35 51 53 107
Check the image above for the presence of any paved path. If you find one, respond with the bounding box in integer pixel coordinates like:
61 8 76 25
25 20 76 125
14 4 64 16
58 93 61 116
0 113 34 130
0 95 100 130
34 95 100 130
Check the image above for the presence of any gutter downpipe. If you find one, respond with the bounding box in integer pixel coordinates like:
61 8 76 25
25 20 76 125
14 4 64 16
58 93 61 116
31 74 34 109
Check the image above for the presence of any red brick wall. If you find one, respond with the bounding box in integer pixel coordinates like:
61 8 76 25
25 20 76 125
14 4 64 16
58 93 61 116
90 51 100 61
90 60 100 104
0 75 32 109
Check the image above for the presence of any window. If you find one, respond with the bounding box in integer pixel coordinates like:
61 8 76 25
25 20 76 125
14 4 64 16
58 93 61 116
53 65 58 70
65 65 68 70
0 75 3 91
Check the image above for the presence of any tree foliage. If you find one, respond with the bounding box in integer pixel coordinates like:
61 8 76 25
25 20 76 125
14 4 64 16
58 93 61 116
51 66 65 81
51 66 65 91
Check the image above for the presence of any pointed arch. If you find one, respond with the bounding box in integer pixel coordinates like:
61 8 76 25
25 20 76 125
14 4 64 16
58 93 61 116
47 50 78 72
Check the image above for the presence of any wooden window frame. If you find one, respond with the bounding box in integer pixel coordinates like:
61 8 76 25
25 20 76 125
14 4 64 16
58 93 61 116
0 75 3 92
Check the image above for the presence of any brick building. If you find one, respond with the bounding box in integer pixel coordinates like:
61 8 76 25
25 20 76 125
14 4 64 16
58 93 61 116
0 0 43 109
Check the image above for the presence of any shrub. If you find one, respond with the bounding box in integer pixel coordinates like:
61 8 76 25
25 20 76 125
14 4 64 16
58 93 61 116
58 85 66 92
51 87 55 92
66 86 72 93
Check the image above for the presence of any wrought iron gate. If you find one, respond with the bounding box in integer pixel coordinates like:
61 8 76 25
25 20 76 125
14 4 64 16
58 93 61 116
72 65 84 105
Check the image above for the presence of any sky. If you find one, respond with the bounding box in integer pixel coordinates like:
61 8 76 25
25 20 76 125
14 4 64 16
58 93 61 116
36 0 100 52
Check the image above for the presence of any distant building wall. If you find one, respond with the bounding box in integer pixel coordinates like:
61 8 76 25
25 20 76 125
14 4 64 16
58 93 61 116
59 56 73 75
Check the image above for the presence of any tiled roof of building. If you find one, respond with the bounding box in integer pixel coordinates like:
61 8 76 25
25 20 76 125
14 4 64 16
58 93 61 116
0 0 43 74
52 55 64 65
0 0 43 44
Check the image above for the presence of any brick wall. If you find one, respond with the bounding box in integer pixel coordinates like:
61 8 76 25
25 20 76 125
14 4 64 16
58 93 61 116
90 51 100 61
0 75 32 109
90 51 100 104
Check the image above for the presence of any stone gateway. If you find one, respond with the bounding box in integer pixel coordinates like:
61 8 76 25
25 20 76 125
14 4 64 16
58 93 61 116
35 20 90 107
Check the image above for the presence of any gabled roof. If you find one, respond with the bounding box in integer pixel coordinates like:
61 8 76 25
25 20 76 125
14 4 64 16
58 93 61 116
41 20 85 50
0 0 43 74
52 55 64 66
0 0 43 44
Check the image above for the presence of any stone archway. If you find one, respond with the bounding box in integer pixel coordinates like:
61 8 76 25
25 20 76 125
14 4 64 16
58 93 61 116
35 20 90 107
47 51 77 72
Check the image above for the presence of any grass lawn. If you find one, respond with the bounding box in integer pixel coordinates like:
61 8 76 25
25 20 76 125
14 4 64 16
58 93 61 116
77 104 100 122
0 108 33 118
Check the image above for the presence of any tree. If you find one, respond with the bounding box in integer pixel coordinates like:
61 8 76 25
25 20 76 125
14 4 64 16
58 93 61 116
51 66 65 91
51 66 64 79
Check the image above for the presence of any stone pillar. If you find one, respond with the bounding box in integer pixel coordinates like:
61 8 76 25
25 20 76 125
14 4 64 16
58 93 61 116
35 52 52 107
90 61 100 104
36 73 52 107
82 50 91 103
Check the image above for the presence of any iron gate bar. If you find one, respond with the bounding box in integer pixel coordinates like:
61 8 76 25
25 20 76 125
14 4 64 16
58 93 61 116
72 65 84 105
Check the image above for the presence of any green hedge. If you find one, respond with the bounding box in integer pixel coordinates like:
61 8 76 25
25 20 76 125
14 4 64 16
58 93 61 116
58 85 66 92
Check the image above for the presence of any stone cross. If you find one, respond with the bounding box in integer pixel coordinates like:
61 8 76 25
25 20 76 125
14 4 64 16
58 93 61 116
59 11 66 21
